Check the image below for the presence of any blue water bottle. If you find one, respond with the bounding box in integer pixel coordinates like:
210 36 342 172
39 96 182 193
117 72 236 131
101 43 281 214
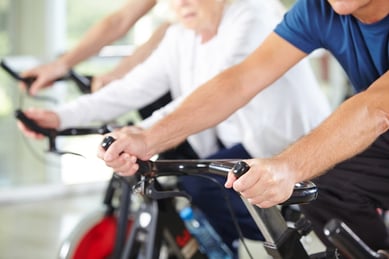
179 206 233 259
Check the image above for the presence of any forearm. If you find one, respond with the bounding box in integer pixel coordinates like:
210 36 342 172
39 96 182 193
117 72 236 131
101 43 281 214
107 22 170 79
142 65 256 156
278 72 389 182
141 33 305 157
58 0 156 70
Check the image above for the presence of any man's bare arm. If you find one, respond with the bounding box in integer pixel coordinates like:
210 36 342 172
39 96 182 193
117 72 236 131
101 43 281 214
141 32 307 157
277 70 389 182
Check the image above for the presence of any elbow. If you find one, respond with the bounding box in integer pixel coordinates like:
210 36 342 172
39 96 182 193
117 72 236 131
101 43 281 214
374 108 389 135
361 89 389 136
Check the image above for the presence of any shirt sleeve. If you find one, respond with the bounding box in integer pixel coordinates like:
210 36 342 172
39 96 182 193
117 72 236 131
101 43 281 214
274 0 324 54
136 95 187 129
54 30 174 129
213 0 280 71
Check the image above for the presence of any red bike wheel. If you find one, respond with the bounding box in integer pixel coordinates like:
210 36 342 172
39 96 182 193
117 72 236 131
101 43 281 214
72 216 116 259
59 210 133 259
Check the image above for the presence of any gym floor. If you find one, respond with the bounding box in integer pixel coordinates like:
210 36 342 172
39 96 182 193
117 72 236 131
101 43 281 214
0 190 325 259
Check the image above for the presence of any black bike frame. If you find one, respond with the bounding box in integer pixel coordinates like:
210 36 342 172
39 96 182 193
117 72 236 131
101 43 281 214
114 159 318 259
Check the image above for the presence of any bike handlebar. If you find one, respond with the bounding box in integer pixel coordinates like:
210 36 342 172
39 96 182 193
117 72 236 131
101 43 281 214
15 109 111 137
1 59 91 94
16 104 315 207
15 109 112 154
129 159 318 206
101 136 318 206
14 109 318 206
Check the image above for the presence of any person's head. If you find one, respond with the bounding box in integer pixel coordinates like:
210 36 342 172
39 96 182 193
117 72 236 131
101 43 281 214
327 0 389 23
170 0 232 43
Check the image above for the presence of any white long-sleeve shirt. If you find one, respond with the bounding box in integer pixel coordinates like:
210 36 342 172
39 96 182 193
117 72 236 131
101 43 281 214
55 0 331 158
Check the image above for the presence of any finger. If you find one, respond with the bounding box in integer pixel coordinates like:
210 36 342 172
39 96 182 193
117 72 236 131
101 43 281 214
224 172 237 188
233 168 259 193
23 108 40 119
20 70 35 79
91 77 107 93
105 153 139 176
103 152 128 167
91 81 103 93
246 186 290 209
18 82 29 93
250 199 277 209
16 115 45 139
96 145 105 160
30 78 53 95
257 201 276 208
245 189 270 206
115 164 139 177
103 138 127 162
29 83 39 96
113 164 139 177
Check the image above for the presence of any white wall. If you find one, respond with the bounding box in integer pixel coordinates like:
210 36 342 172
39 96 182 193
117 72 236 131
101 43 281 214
8 0 66 60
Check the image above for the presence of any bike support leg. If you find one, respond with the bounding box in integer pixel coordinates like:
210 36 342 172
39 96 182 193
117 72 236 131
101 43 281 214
113 182 132 258
241 198 310 259
121 200 161 259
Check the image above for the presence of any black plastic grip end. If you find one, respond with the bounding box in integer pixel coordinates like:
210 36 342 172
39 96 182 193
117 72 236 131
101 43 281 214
101 136 116 151
231 161 250 178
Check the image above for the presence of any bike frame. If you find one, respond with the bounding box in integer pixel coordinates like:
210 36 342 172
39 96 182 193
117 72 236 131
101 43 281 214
111 158 319 259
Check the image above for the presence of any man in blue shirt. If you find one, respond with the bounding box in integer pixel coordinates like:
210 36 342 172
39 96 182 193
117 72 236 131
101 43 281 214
273 0 389 251
98 0 389 253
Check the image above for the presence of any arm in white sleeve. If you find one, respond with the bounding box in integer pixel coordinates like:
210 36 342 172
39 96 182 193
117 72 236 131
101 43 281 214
53 31 174 129
137 95 187 129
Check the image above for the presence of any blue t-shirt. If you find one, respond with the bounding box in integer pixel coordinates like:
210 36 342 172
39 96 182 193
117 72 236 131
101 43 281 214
274 0 389 93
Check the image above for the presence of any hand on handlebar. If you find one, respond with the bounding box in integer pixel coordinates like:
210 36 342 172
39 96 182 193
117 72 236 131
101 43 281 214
91 73 120 93
225 158 298 208
17 108 60 139
20 60 68 95
97 126 151 175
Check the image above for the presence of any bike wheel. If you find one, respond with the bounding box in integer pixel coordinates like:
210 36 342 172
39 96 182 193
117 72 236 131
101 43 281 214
58 209 133 259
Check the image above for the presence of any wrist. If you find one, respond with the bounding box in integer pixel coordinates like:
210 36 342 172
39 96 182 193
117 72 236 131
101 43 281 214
142 129 159 160
56 55 74 72
273 154 306 183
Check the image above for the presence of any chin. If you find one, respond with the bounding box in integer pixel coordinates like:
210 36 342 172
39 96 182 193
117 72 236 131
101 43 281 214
329 2 360 15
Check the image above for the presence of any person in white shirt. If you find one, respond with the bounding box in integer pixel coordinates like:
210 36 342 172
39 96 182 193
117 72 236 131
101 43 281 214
19 0 331 254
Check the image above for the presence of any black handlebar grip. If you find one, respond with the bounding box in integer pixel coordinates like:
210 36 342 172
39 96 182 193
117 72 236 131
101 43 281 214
101 136 116 151
68 70 91 94
230 160 318 205
15 109 55 137
1 60 22 80
1 59 90 94
231 161 250 178
1 60 35 87
100 136 153 178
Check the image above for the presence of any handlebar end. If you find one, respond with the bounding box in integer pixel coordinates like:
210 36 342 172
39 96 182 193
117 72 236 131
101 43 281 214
232 161 250 178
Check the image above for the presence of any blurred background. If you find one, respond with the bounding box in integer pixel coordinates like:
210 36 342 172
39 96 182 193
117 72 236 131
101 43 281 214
0 0 349 258
0 0 170 196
